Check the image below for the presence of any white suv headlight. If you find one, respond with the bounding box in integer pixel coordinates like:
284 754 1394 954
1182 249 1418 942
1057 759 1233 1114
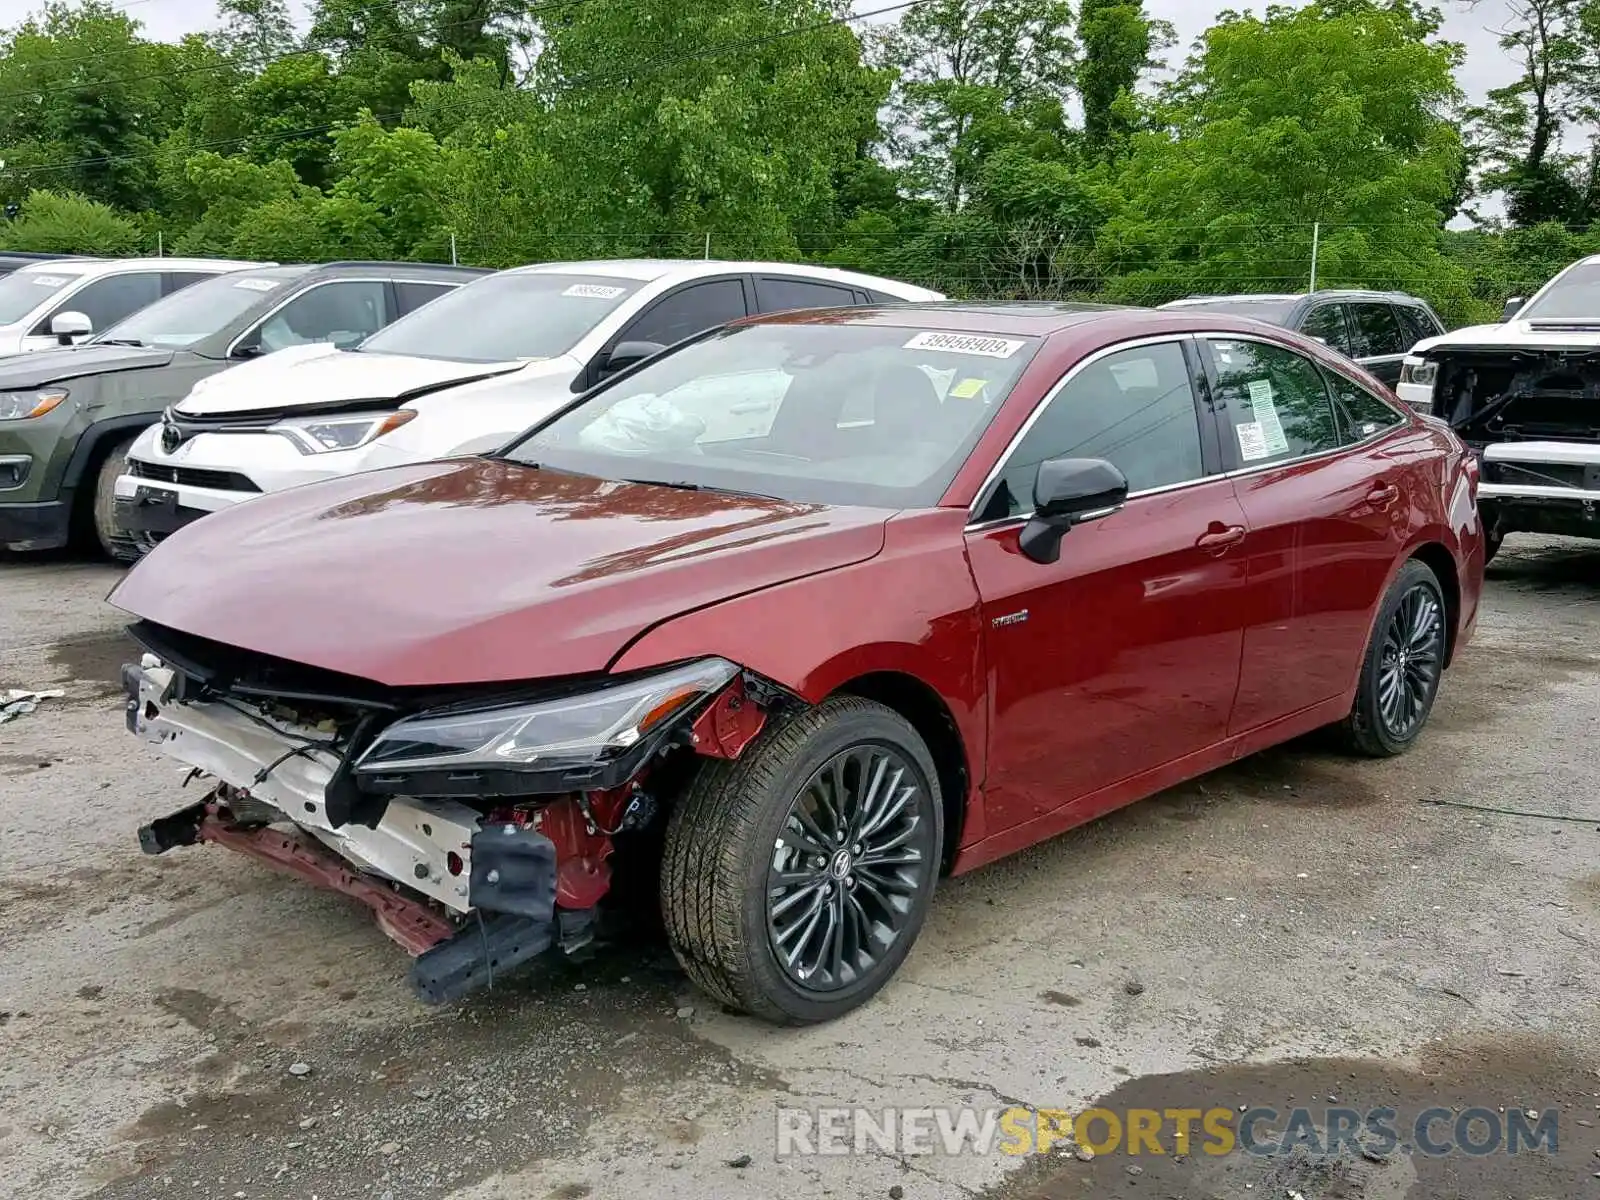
1399 357 1438 389
270 409 416 453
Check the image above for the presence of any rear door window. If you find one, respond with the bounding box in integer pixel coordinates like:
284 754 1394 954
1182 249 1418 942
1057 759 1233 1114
1348 303 1406 359
163 271 217 295
1206 338 1343 467
1327 370 1406 441
395 281 455 316
1300 305 1354 355
1394 304 1441 347
753 277 860 314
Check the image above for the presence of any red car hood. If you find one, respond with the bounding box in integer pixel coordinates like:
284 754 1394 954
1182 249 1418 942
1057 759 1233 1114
110 459 890 686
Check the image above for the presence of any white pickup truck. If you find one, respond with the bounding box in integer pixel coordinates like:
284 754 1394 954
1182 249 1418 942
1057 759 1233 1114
1397 254 1600 560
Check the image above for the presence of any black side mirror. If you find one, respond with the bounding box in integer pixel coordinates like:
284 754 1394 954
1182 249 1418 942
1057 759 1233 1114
1501 297 1525 322
1018 457 1130 564
231 341 262 360
602 340 667 377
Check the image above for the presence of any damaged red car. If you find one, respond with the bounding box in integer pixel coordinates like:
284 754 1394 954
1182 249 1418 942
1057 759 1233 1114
114 303 1485 1023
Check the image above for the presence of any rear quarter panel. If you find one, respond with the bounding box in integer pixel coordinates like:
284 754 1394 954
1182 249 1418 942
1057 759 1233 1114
609 508 993 849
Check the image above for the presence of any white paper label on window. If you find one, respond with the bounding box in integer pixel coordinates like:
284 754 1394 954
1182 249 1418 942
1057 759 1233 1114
903 331 1025 358
31 275 69 287
1247 378 1290 455
1236 421 1270 461
562 283 628 300
233 278 280 292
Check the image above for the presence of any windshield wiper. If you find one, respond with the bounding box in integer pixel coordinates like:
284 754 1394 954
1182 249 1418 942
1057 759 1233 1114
98 338 144 346
624 477 703 491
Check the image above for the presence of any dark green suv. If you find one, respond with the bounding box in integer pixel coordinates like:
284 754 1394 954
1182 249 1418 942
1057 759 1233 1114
0 260 487 555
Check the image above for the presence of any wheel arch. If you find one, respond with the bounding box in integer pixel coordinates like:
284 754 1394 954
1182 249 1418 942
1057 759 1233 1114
830 669 970 874
1408 541 1461 667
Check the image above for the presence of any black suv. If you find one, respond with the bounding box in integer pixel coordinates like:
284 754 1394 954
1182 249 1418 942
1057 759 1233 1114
0 260 487 556
1160 290 1445 387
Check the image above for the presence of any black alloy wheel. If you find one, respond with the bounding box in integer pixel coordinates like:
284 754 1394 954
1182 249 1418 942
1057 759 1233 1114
1336 558 1449 757
1376 582 1445 741
765 744 936 993
661 696 944 1024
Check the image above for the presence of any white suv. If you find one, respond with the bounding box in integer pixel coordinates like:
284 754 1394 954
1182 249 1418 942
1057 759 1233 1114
115 259 943 548
0 257 264 354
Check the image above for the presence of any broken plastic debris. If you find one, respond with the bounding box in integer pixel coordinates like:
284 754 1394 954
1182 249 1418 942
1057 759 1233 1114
0 688 65 723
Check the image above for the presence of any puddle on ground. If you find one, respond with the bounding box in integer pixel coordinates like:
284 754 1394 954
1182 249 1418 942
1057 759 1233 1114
985 1034 1597 1199
47 629 137 700
94 942 770 1200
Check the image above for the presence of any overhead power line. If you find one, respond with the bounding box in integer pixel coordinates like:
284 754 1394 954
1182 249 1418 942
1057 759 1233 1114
3 0 930 178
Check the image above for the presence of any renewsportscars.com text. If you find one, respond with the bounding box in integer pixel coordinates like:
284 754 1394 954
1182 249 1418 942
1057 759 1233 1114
775 1105 1560 1158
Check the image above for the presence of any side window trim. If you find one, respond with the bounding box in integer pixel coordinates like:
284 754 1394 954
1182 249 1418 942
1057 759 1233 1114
968 334 1214 527
1197 332 1350 476
227 276 391 357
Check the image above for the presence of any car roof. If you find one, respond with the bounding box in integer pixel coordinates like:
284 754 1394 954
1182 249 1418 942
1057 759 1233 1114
752 300 1142 337
1163 289 1432 308
503 258 942 296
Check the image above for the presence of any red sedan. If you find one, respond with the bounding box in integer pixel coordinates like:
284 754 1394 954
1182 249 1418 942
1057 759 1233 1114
114 303 1484 1023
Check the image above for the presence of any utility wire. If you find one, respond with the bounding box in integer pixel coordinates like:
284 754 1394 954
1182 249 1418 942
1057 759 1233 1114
3 0 932 178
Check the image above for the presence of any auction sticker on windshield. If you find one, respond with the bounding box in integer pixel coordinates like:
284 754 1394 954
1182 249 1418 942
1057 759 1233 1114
233 278 280 291
563 284 630 300
904 331 1025 358
30 275 70 287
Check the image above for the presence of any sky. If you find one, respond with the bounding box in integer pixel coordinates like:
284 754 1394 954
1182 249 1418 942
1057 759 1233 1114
0 0 1524 106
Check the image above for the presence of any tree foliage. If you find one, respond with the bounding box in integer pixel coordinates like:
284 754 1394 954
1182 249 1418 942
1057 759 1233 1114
0 0 1585 323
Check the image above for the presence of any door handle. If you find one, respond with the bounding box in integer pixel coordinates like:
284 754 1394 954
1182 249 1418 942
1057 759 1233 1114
1367 483 1400 507
1196 524 1246 552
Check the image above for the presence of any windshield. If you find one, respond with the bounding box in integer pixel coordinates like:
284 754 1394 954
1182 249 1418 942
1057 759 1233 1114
1521 262 1600 320
503 322 1042 508
98 269 308 349
1165 297 1297 324
358 272 641 363
0 267 86 324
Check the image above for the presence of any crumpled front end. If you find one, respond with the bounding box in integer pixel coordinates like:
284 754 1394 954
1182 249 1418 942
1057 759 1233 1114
123 626 771 1002
1421 347 1600 542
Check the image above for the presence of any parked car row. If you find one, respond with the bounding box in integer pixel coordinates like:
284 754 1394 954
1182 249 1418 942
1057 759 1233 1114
103 267 1485 1020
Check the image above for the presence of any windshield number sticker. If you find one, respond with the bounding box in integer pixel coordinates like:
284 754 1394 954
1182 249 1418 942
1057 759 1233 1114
904 331 1024 358
1236 421 1270 461
31 275 69 287
233 278 280 291
1247 378 1291 455
562 283 628 300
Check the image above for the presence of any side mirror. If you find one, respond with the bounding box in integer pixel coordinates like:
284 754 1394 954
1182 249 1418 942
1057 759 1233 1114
602 340 667 377
1501 297 1525 322
230 340 262 360
1018 457 1129 565
51 310 91 345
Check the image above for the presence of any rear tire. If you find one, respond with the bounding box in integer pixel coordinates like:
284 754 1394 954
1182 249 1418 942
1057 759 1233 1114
89 433 141 563
1335 559 1448 758
660 697 943 1024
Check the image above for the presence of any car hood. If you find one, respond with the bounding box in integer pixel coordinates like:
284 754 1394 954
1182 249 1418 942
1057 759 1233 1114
0 342 174 386
1413 320 1600 356
175 347 528 417
109 458 890 687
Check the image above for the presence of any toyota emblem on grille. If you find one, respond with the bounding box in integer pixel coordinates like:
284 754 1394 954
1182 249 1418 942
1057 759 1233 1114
160 421 181 454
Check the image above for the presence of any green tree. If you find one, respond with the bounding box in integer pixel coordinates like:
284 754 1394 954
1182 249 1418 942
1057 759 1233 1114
1103 0 1470 313
0 189 141 254
1467 0 1600 226
1077 0 1168 159
881 0 1076 210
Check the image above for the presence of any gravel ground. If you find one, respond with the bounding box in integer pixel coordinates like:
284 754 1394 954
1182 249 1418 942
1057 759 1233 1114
0 535 1596 1200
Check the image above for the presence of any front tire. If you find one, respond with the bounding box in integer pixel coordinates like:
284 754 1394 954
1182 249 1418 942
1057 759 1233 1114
661 696 943 1024
1336 559 1448 757
89 433 140 563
